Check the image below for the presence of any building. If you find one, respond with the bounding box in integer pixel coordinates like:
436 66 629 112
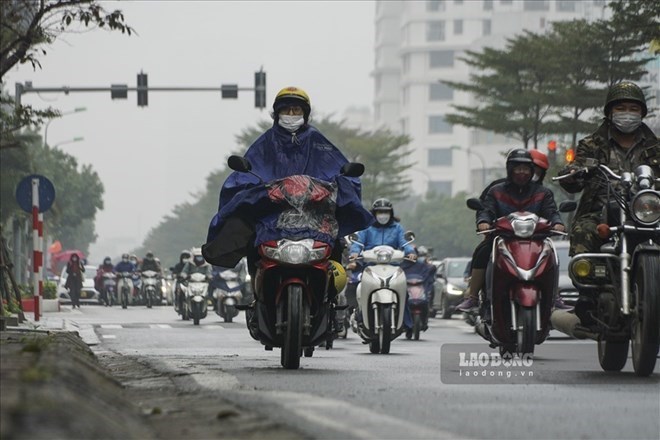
373 0 614 197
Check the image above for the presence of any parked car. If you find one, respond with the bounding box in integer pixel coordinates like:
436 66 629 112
57 265 101 304
553 240 578 307
433 257 471 319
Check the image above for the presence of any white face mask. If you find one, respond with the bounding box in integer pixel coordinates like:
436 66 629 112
611 112 642 134
376 213 391 225
278 115 305 133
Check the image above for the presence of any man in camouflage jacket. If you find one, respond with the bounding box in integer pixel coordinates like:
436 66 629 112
559 81 660 255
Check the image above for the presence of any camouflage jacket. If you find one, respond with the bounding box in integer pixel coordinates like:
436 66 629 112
559 121 660 220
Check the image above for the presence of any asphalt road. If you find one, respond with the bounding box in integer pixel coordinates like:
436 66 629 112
62 304 659 440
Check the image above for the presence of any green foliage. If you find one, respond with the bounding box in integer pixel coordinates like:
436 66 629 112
42 281 57 300
399 192 479 259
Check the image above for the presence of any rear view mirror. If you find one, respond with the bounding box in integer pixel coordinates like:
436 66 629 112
466 198 483 211
404 231 415 242
341 162 365 178
227 155 252 173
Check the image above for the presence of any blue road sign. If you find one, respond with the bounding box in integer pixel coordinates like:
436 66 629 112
15 175 56 213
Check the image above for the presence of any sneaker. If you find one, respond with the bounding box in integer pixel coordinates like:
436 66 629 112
456 297 478 312
553 296 574 311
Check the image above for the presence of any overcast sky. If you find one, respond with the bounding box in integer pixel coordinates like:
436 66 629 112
7 0 375 262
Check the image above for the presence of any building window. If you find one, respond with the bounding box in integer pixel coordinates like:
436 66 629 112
483 0 493 10
428 148 453 166
427 21 445 42
427 0 446 12
403 54 410 74
500 0 513 4
428 181 453 196
557 0 576 12
402 86 409 105
429 83 453 101
523 0 549 11
483 19 491 36
429 50 454 68
454 19 463 35
454 0 463 4
401 118 408 134
540 17 546 28
429 115 453 134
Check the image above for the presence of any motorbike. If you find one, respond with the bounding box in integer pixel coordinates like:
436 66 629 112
181 272 209 325
102 272 117 307
117 271 133 309
466 198 564 357
552 163 660 376
141 270 161 308
351 233 415 354
405 277 429 340
226 155 364 369
213 267 243 323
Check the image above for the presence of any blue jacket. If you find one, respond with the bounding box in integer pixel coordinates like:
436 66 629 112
114 261 136 273
206 123 373 247
350 222 415 255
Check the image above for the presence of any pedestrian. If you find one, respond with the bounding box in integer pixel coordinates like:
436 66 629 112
65 254 85 308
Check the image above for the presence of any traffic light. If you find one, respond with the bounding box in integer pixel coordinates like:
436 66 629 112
221 84 238 99
137 72 148 107
547 140 557 166
111 84 128 100
254 70 266 109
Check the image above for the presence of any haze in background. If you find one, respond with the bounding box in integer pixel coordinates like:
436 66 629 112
6 1 375 262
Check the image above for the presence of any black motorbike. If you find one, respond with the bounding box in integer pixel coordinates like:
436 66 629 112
553 163 660 376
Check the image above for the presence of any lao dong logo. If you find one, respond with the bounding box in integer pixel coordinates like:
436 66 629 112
459 352 534 368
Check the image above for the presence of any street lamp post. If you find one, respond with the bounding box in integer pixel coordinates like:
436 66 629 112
43 107 86 148
52 137 84 148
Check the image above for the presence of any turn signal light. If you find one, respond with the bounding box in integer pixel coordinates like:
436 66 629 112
596 223 611 239
565 148 575 163
572 259 592 278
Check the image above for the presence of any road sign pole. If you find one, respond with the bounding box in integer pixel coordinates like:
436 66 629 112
31 178 42 321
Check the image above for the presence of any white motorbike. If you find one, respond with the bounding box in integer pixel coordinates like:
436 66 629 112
351 232 414 354
116 272 133 309
213 268 243 323
183 272 209 325
141 270 161 308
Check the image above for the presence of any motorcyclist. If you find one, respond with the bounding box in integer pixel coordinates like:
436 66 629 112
128 254 141 302
557 81 660 256
203 86 373 336
138 251 163 302
95 256 115 306
347 198 417 329
456 149 565 312
181 248 213 282
114 253 136 273
401 245 437 330
171 250 191 314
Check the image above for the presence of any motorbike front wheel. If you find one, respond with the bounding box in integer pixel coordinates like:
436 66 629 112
413 314 421 341
516 306 535 357
281 285 303 369
192 302 202 326
631 253 660 377
598 337 629 372
121 288 128 309
224 304 234 323
379 304 392 354
146 290 153 309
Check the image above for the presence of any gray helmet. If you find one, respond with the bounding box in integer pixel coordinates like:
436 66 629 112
417 246 430 257
604 81 647 117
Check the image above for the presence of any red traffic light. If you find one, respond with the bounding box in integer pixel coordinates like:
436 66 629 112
547 140 557 151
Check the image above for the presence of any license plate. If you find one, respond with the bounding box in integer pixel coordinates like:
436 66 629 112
80 291 88 298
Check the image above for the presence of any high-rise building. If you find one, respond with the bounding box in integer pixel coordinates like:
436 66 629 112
373 0 615 197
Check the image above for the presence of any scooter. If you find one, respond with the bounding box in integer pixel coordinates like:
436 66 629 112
226 155 364 369
213 267 243 323
351 232 415 354
102 272 117 307
405 277 428 340
117 271 133 309
182 272 209 325
141 270 161 308
467 198 562 357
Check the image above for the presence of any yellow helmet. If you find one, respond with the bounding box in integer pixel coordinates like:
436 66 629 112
329 260 347 293
273 86 311 119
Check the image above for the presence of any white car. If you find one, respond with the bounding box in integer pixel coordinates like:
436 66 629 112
57 265 102 304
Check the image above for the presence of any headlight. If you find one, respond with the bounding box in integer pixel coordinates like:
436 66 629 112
572 259 592 278
262 239 328 264
446 283 464 296
376 249 393 263
631 191 660 225
511 218 536 238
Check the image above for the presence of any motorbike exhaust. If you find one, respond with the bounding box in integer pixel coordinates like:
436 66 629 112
550 310 598 340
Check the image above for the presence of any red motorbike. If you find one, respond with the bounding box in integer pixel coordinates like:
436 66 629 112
228 156 363 369
467 198 563 357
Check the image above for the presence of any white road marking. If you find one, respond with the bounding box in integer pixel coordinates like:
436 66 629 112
150 324 172 329
102 334 116 339
203 325 224 330
101 324 123 329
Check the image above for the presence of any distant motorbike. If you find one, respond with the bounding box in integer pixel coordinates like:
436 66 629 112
181 272 209 325
552 163 660 376
141 270 161 308
466 198 563 357
351 232 415 354
117 272 133 309
213 268 243 323
405 277 428 340
102 272 117 307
